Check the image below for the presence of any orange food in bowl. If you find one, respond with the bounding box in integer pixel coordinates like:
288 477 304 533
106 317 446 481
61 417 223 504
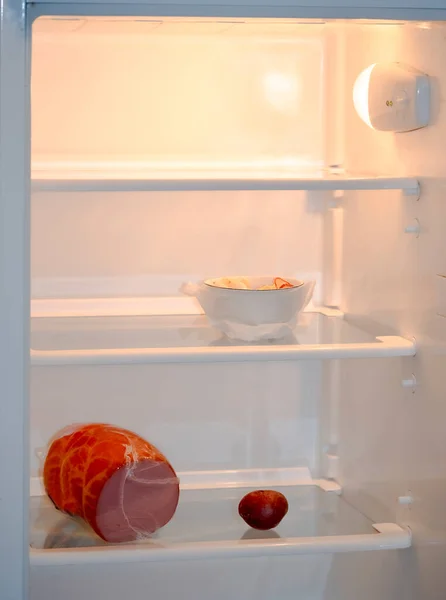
274 277 294 289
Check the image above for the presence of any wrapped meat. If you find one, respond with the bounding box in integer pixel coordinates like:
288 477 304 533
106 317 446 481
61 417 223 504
43 423 180 543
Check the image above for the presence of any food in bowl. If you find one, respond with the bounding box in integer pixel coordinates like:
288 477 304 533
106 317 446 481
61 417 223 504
182 276 315 342
206 276 303 291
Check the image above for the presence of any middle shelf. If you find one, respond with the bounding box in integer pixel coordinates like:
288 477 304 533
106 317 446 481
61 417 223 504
31 310 415 366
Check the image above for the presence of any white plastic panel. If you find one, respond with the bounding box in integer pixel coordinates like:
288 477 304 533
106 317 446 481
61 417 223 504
30 359 322 477
338 19 446 600
31 190 323 301
31 18 324 174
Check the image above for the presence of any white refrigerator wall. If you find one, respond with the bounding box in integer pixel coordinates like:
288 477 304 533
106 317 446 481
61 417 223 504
30 360 322 478
31 20 325 168
31 190 323 299
30 20 325 300
336 21 446 600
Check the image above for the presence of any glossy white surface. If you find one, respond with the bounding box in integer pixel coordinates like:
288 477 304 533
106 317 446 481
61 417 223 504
30 311 415 364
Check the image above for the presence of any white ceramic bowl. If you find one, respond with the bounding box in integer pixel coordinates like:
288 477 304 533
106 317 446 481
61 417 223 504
185 276 315 342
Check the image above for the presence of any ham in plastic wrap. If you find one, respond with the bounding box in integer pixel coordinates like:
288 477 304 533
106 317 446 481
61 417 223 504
43 423 180 543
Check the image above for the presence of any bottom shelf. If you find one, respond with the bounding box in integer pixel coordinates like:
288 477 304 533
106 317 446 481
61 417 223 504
30 480 411 566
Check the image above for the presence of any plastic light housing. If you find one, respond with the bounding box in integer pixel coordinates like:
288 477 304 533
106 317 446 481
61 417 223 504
353 62 430 132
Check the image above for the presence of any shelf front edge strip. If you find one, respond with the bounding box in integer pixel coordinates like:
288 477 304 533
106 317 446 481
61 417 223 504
29 523 411 566
30 336 416 365
31 177 420 194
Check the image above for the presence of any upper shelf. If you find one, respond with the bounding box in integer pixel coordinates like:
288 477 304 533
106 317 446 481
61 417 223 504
30 310 416 365
31 166 420 195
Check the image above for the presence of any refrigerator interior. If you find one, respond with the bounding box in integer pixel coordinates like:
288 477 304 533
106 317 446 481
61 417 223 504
29 15 446 600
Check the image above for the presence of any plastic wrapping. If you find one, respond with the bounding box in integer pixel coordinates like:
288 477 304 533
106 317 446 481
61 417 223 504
42 423 180 544
182 278 315 342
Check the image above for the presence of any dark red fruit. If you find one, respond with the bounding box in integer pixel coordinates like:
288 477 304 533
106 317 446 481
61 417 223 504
238 490 289 530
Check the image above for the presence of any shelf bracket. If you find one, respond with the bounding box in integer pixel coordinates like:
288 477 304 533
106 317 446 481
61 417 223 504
403 180 420 200
315 478 342 494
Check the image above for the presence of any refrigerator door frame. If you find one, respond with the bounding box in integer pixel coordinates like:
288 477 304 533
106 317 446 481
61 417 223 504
26 3 446 20
0 0 30 600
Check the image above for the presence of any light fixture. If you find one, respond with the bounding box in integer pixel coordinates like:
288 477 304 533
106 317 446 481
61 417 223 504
353 62 430 132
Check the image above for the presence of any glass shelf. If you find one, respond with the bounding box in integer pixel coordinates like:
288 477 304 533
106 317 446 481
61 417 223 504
32 168 419 194
30 311 415 365
29 478 410 566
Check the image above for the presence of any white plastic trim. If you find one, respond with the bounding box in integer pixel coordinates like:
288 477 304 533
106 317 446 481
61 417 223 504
402 375 417 388
315 478 342 494
403 180 421 199
31 172 419 194
398 495 414 506
314 306 344 317
372 523 412 543
29 523 411 566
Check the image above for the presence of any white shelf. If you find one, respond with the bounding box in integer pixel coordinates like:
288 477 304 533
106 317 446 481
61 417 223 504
29 469 410 566
30 311 416 365
31 168 420 194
